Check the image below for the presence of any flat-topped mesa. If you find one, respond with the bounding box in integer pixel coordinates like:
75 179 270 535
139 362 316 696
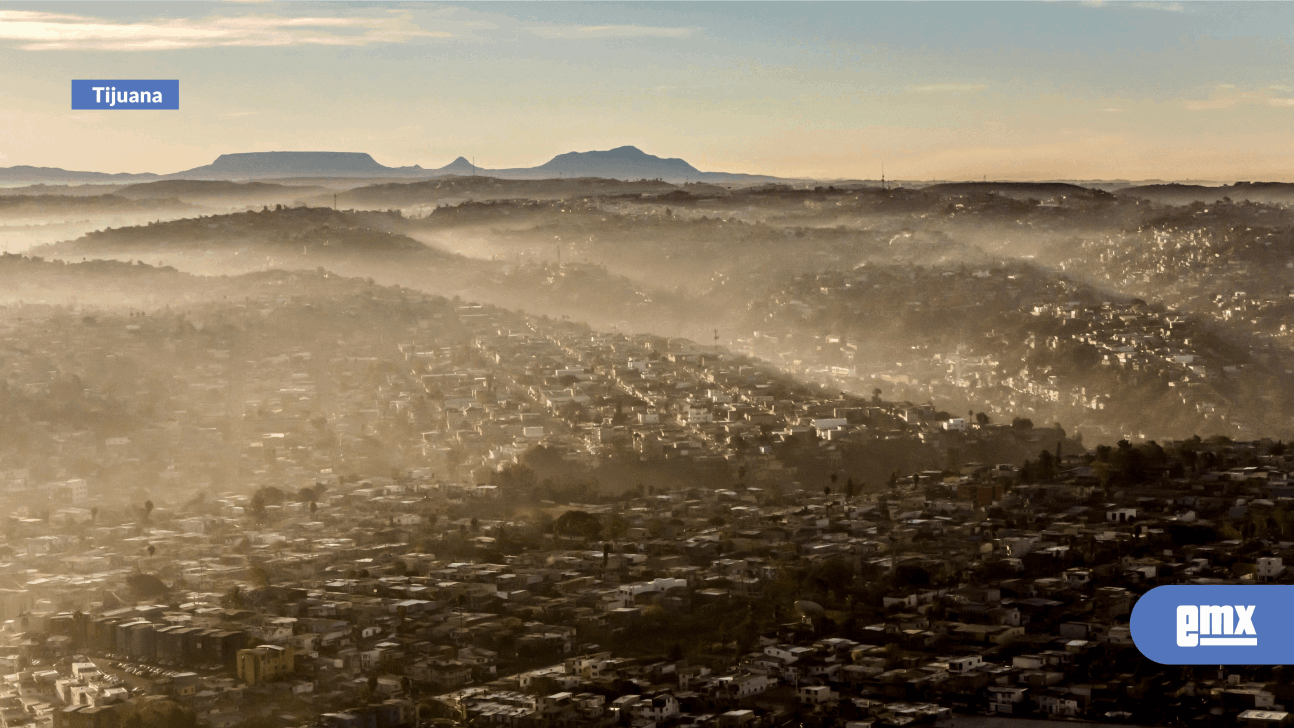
185 151 395 178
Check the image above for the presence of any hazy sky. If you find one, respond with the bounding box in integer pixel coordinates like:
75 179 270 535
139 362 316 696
2 1 1293 181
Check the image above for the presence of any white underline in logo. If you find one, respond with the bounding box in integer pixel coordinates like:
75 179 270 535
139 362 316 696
1199 637 1258 646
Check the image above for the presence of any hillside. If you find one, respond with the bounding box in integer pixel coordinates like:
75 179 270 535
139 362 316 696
921 181 1114 201
46 207 434 255
114 180 329 205
1118 182 1294 206
0 194 192 220
340 175 679 207
0 165 158 183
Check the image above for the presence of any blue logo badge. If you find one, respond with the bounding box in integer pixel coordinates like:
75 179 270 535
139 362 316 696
72 80 179 110
1131 585 1294 664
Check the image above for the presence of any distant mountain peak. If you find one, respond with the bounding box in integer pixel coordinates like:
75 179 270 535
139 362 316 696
433 156 481 175
536 146 701 177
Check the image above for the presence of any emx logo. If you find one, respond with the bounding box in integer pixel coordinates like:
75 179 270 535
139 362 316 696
1176 605 1257 646
1133 586 1292 664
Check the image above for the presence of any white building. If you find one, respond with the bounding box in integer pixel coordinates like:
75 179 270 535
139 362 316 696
1258 557 1284 581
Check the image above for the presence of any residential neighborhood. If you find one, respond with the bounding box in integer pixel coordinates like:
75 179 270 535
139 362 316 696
0 269 1292 728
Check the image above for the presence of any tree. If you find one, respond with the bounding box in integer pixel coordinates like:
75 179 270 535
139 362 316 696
1037 450 1056 481
1020 459 1034 483
445 447 465 474
147 544 156 557
114 698 196 728
249 486 285 517
248 565 271 589
1011 417 1033 430
604 513 630 539
126 573 169 599
142 500 154 523
223 585 245 609
894 564 932 588
975 412 991 427
554 510 601 541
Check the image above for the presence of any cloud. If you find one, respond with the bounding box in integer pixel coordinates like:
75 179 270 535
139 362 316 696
910 83 987 93
1105 107 1123 113
1186 99 1236 110
220 111 257 117
1084 0 1187 11
1129 2 1186 11
0 9 456 50
526 24 699 39
1185 87 1294 110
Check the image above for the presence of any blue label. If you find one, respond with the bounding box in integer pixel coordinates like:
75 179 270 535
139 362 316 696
1131 585 1294 664
72 80 178 110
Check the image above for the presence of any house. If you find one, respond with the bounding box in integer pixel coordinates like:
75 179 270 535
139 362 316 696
945 656 982 674
799 685 836 704
634 695 680 721
235 644 294 686
1257 557 1284 581
1240 711 1293 728
1035 690 1082 716
712 675 775 700
988 686 1027 714
1107 508 1137 523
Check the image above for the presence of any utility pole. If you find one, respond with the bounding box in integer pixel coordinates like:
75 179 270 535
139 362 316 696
881 162 886 191
333 194 337 210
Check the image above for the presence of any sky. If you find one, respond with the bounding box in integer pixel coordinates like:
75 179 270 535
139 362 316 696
1 1 1293 181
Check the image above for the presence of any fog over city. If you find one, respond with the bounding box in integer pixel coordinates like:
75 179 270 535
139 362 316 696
5 3 1294 728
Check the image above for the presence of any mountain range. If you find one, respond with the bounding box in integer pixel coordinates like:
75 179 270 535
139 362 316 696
0 147 784 185
0 148 1263 192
